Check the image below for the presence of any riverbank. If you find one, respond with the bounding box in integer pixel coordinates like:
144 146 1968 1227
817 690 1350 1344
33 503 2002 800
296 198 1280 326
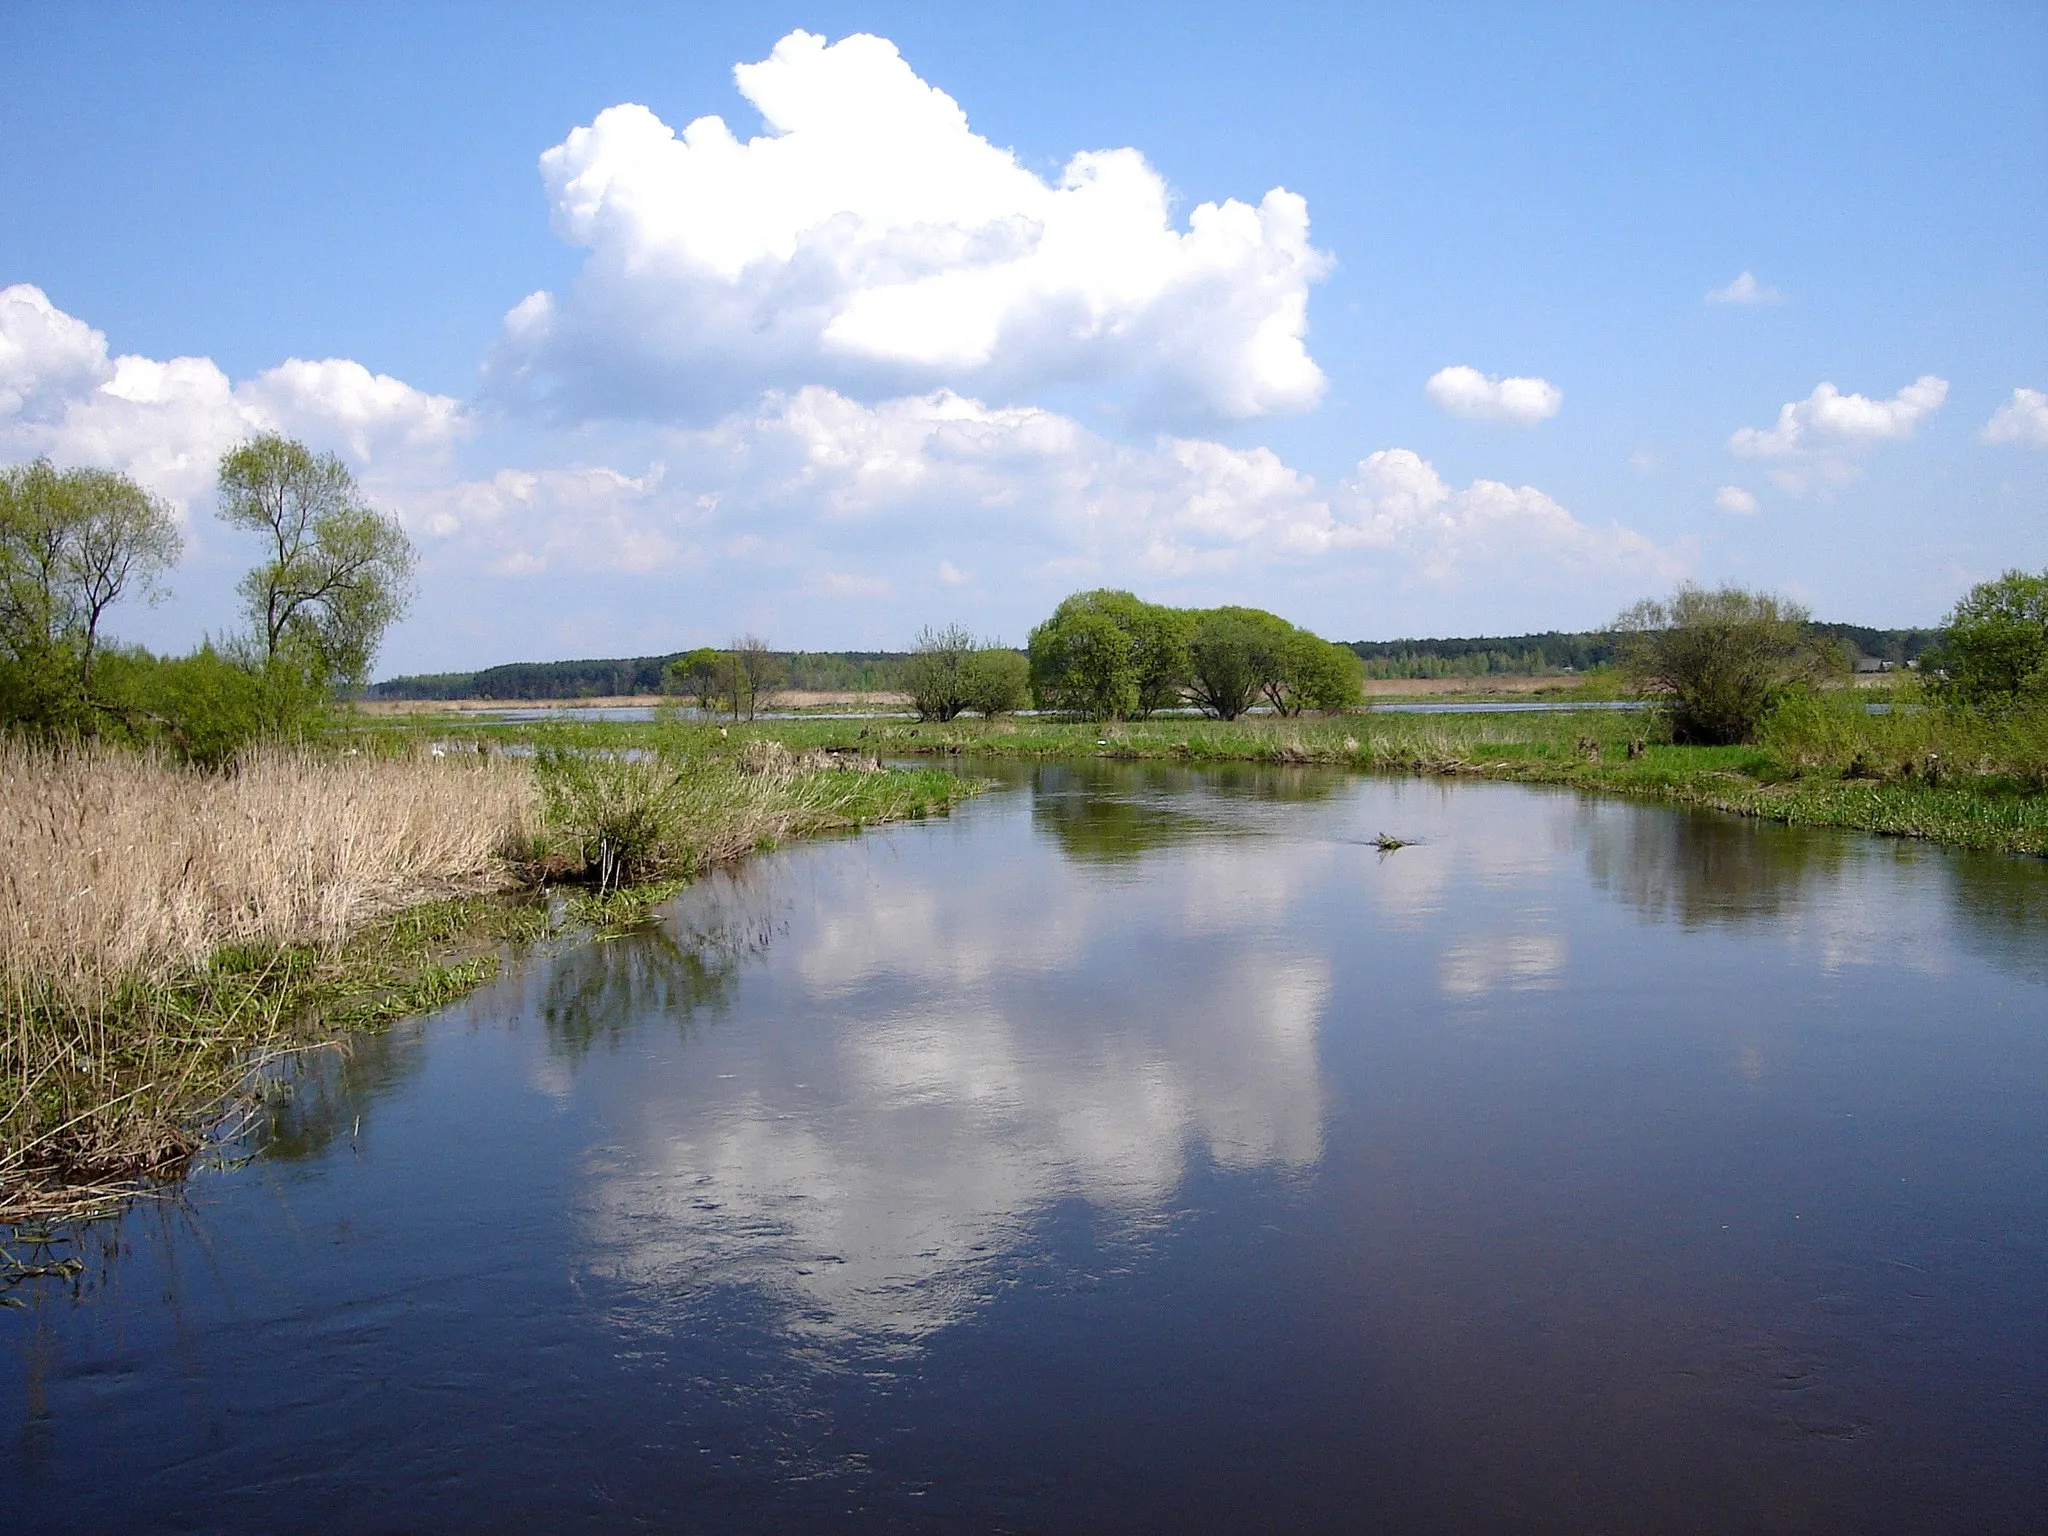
366 705 2048 859
1 741 979 1219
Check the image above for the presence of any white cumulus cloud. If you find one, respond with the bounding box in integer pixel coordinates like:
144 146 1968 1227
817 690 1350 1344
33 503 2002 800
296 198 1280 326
485 30 1331 426
1704 271 1785 305
1730 375 1948 459
1423 365 1562 425
404 386 1683 596
1981 387 2048 447
1715 485 1759 515
0 284 466 512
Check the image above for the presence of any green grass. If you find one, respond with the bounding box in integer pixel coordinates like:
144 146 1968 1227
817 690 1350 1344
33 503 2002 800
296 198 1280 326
2 893 550 1220
347 704 2048 858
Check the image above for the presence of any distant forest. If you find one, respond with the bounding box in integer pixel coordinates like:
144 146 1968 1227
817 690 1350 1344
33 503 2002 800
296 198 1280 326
367 651 909 700
1346 623 1940 679
367 623 1942 699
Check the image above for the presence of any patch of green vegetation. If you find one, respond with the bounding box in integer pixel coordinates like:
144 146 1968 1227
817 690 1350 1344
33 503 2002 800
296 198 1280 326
368 704 2047 857
2 893 550 1219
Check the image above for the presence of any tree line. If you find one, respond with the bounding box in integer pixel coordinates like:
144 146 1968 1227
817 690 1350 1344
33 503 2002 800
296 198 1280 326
0 436 414 763
371 649 909 701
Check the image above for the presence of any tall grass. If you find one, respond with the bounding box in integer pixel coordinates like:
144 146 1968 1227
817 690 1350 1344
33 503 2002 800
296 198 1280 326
2 745 537 1212
1758 686 2048 790
1 743 536 1010
531 735 947 891
3 736 977 1215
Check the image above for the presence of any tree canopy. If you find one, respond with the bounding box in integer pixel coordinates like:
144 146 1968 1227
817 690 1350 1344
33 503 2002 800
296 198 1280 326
1927 568 2048 710
1612 584 1836 745
216 433 416 691
1027 591 1360 720
0 457 181 732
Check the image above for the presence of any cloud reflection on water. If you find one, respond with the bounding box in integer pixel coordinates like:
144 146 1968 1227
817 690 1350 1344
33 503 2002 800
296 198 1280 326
576 785 1336 1344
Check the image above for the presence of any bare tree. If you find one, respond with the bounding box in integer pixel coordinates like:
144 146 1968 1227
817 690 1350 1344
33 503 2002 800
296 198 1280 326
729 634 785 721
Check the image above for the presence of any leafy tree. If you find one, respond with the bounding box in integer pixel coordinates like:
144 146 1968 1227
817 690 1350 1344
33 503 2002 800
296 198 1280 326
662 647 730 711
1184 608 1271 719
1184 607 1360 718
903 623 977 721
1927 568 2048 710
1612 584 1835 745
960 646 1029 717
1029 608 1140 719
1269 627 1365 714
0 457 181 732
1027 591 1187 719
216 433 416 691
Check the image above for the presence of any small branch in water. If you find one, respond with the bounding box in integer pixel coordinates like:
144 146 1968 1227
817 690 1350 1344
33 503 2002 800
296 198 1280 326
1371 833 1413 852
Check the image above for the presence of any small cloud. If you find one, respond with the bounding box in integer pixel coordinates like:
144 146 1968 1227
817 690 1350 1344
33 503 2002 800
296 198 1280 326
1628 448 1658 475
1705 271 1786 305
937 559 973 585
1982 387 2048 448
1715 485 1759 515
1423 365 1562 425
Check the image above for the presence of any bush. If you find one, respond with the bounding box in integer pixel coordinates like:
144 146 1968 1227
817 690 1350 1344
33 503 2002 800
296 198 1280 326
534 746 695 893
93 645 328 768
1760 682 2048 789
1613 584 1835 745
903 624 976 721
961 646 1029 717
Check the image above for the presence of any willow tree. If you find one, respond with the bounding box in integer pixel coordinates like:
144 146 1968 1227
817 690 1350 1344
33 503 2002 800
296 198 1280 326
0 458 181 728
216 433 416 691
1612 584 1835 745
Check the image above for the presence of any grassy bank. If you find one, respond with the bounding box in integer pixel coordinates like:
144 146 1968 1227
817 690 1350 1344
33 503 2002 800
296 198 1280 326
361 698 2048 858
2 739 978 1218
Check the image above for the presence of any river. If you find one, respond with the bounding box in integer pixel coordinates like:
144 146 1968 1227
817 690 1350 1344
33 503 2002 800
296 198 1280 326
5 762 2043 1532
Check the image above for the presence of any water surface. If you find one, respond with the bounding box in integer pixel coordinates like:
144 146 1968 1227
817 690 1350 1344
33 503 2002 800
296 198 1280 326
5 764 2044 1532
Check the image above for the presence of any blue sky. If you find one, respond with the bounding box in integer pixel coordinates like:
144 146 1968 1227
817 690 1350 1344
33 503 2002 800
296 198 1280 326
3 2 2043 674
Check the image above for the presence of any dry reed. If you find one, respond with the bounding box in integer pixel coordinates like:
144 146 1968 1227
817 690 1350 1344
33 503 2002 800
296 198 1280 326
1 743 536 1012
3 744 537 1215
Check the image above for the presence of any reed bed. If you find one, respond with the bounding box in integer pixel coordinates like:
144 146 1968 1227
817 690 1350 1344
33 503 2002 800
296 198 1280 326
2 744 538 1215
1 743 536 1009
3 738 976 1218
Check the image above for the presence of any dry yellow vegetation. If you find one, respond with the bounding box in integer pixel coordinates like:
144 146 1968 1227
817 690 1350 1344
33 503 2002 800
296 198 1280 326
1 744 535 1012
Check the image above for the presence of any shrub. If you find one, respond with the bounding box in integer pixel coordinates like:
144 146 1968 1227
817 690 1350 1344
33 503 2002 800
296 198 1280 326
960 646 1029 717
93 644 328 768
1612 584 1836 745
903 624 976 721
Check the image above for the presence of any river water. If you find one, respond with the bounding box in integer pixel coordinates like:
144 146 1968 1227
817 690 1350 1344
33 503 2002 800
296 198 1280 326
5 763 2044 1532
